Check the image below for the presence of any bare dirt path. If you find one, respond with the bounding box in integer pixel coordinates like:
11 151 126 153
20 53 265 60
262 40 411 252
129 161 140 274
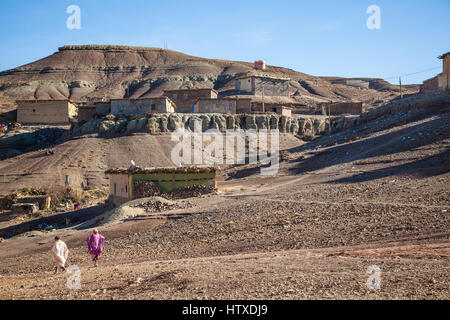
0 240 448 300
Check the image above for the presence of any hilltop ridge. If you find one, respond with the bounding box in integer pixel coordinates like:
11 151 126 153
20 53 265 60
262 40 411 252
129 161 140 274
0 45 410 105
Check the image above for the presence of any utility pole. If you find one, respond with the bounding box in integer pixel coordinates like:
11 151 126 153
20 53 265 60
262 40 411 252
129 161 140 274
399 76 403 99
328 104 331 134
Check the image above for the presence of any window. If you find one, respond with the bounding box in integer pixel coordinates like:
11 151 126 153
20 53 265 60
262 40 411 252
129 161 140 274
173 94 177 99
33 109 36 113
151 104 156 111
114 183 117 194
125 185 127 193
183 93 188 99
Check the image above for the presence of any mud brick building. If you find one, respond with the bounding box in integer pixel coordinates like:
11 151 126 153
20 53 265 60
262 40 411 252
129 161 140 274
110 97 176 116
94 101 111 116
421 51 450 93
235 75 290 96
195 98 237 113
106 166 217 205
16 99 78 124
77 105 96 122
318 101 363 115
163 89 218 113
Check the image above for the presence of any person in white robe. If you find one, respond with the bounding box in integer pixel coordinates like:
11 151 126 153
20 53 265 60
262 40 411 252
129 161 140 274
51 236 69 273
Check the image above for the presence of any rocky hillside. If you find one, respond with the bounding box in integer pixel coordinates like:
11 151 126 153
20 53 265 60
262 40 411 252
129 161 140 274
0 45 411 106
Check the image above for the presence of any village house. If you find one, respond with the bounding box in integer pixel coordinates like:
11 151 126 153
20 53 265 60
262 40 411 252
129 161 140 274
76 103 97 122
235 75 290 96
318 101 364 115
110 97 176 116
421 51 450 93
16 99 78 125
249 104 292 117
193 96 292 116
438 51 449 91
106 166 217 205
195 98 237 114
94 101 111 116
163 88 218 113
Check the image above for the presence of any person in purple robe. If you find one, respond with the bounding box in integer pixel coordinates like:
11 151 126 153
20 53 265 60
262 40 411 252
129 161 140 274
86 229 105 267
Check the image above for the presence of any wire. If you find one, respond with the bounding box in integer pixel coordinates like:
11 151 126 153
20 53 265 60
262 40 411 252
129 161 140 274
382 66 441 80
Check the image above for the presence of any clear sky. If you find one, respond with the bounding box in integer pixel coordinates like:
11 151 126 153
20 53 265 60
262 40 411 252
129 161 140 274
0 0 448 84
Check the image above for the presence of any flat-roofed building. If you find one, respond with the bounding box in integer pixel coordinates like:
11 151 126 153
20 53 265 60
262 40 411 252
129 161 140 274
106 166 217 205
195 98 237 114
16 99 78 124
421 51 450 92
110 97 176 116
438 51 449 91
163 88 218 113
235 75 290 96
94 101 111 116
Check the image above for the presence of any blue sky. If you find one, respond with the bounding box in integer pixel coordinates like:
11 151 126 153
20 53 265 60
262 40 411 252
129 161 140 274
0 0 448 84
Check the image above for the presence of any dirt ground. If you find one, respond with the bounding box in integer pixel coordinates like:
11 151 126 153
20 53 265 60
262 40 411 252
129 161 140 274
0 104 449 300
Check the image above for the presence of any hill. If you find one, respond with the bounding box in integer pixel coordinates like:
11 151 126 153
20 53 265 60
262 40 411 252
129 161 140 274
0 45 413 106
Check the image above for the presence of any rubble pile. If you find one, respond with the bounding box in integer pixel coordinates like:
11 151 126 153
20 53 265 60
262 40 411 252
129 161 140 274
132 181 216 200
132 181 165 199
131 197 178 213
169 185 216 199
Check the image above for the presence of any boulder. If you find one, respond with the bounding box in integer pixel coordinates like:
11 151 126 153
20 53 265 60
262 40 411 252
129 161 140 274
114 118 128 133
126 119 139 132
256 115 269 130
290 121 299 135
211 114 226 131
159 115 169 132
80 119 99 134
12 203 39 215
200 115 211 132
245 115 257 130
314 119 326 135
168 114 182 131
226 115 236 130
147 116 160 133
270 115 279 130
279 116 288 132
98 120 116 133
136 117 149 131
188 116 202 132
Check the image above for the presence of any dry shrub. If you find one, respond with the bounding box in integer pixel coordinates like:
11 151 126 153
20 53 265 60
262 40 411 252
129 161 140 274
41 186 82 206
